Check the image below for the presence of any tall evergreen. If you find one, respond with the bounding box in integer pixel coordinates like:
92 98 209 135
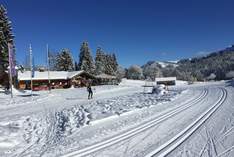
78 42 95 74
104 53 118 75
95 47 105 75
104 54 113 75
0 5 14 80
55 49 74 71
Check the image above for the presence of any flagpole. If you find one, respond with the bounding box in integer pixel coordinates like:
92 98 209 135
47 44 51 92
29 44 33 95
8 43 13 98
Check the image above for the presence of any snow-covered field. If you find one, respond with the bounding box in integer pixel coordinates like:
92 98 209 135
0 79 234 157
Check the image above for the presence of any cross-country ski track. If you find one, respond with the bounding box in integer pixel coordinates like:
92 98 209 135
62 87 225 157
62 86 231 157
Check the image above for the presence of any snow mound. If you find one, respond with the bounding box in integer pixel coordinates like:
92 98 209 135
152 85 168 95
176 80 188 86
120 79 151 87
54 105 91 138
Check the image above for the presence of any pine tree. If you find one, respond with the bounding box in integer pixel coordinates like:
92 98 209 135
95 47 105 75
55 49 74 71
104 54 114 75
78 42 95 74
103 53 118 76
0 5 14 80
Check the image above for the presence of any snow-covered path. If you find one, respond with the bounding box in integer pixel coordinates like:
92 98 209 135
61 82 234 157
0 81 234 157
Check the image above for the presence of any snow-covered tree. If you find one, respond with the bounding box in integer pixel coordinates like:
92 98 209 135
127 65 143 80
226 71 234 79
104 53 118 75
142 62 162 80
55 49 74 71
78 42 95 74
104 54 114 75
94 46 118 76
95 47 105 75
116 66 126 80
206 73 216 80
0 5 14 82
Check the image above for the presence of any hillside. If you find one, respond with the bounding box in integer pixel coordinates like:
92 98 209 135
177 45 234 81
140 45 234 81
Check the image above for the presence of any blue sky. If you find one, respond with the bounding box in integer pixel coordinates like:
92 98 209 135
1 0 234 67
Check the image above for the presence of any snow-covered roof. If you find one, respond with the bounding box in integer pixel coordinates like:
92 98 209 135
155 77 176 82
96 73 117 79
18 71 85 81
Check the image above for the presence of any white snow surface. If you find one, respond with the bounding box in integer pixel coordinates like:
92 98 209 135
0 79 234 157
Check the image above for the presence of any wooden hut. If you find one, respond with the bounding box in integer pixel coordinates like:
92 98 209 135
18 71 95 90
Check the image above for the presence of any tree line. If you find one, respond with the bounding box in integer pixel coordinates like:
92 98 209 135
124 46 234 81
36 41 234 82
45 42 119 76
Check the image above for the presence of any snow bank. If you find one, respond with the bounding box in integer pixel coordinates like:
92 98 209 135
152 84 168 95
54 105 91 138
120 79 153 87
175 80 188 86
120 79 188 87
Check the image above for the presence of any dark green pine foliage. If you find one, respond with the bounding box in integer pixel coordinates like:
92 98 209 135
78 42 95 74
105 54 113 75
55 49 74 71
0 5 14 78
104 53 118 75
95 47 106 75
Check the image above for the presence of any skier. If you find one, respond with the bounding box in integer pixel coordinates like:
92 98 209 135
87 84 93 99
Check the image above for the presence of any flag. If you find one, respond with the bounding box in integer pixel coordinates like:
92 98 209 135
8 43 16 76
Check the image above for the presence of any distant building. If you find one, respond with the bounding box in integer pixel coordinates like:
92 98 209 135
155 77 176 86
18 71 95 90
